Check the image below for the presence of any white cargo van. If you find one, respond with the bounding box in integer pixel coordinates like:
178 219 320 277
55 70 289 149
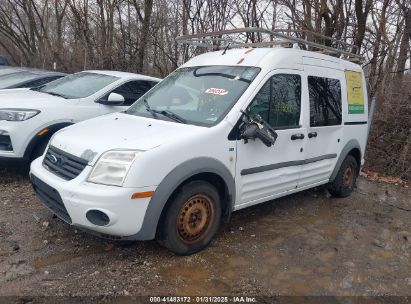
30 28 369 255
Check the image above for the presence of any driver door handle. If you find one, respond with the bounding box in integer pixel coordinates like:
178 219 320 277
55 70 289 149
291 133 305 140
308 131 318 138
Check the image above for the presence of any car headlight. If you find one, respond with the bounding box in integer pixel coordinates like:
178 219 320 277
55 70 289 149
87 150 143 187
0 109 40 121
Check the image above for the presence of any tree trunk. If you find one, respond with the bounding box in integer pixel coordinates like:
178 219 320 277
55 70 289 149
353 0 373 54
137 0 153 73
396 7 411 79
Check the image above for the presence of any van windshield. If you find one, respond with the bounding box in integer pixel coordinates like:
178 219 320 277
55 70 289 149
126 66 260 126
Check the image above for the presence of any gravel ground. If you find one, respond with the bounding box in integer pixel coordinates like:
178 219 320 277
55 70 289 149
0 167 410 297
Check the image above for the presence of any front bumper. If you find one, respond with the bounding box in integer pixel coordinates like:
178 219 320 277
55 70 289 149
30 157 156 238
0 121 26 158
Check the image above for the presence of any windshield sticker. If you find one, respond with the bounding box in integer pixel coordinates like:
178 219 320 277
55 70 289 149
205 88 229 96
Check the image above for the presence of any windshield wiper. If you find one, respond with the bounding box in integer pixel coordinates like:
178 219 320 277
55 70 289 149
143 99 187 124
30 84 46 92
143 99 159 119
154 109 187 124
45 91 70 99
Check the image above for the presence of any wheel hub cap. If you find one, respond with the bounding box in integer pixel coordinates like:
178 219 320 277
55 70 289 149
177 194 215 244
342 165 354 188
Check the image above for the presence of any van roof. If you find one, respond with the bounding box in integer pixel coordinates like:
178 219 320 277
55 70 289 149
182 48 362 72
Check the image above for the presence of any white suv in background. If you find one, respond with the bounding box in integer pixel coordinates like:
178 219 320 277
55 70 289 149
0 70 160 163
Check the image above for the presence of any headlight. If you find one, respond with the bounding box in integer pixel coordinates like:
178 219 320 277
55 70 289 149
87 150 143 187
0 109 40 121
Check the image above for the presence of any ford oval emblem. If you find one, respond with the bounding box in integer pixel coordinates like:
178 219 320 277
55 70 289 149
49 154 58 164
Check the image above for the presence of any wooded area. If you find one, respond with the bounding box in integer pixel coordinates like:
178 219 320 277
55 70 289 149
0 0 410 180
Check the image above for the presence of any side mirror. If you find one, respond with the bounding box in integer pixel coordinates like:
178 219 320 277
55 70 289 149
101 93 125 105
240 114 278 147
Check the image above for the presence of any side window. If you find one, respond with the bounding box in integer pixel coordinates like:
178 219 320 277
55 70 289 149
247 74 301 128
247 80 270 122
109 82 135 106
308 76 342 127
104 80 157 106
128 80 157 101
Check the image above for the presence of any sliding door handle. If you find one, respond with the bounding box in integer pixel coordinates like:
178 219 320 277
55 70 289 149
291 133 305 140
308 132 318 138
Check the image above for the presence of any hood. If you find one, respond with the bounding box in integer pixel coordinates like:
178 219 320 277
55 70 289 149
50 113 206 164
0 89 67 108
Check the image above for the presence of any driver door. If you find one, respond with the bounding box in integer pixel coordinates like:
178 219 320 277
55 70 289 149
235 71 307 209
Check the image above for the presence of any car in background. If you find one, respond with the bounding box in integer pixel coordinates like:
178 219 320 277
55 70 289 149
0 70 161 163
0 67 25 76
0 56 9 66
0 69 66 90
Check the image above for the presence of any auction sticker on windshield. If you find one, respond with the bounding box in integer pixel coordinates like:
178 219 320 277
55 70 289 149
205 88 229 95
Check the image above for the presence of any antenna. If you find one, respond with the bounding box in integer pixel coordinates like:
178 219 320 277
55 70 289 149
222 42 231 55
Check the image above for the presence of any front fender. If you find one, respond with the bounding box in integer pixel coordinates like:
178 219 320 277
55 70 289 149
23 122 73 159
125 157 236 241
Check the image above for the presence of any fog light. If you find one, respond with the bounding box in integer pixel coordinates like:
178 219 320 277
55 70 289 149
86 210 110 226
0 134 13 151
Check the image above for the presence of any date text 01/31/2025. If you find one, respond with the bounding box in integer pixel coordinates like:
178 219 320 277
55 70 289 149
149 296 257 303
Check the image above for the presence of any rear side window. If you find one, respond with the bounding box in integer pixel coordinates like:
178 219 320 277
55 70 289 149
308 76 342 127
247 74 301 129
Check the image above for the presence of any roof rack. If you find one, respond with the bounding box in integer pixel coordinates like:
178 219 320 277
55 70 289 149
176 27 363 63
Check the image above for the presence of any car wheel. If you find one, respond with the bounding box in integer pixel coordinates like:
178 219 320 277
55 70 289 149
159 181 221 255
328 155 358 198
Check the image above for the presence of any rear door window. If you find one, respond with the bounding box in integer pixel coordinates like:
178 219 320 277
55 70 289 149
308 76 342 127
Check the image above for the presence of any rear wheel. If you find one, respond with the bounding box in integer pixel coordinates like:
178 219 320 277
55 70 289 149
328 155 358 198
159 181 221 255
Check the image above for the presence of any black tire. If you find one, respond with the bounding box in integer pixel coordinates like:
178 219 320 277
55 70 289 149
158 181 222 255
328 155 358 198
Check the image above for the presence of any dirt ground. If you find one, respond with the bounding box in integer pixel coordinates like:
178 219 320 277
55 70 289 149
0 167 410 298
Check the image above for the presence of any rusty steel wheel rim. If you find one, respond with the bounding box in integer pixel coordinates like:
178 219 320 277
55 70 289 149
342 164 355 188
177 194 215 244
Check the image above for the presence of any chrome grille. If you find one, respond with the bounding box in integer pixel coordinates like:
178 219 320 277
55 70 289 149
43 146 88 180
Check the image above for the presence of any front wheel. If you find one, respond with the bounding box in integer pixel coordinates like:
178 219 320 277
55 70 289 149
159 181 221 255
328 155 358 198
